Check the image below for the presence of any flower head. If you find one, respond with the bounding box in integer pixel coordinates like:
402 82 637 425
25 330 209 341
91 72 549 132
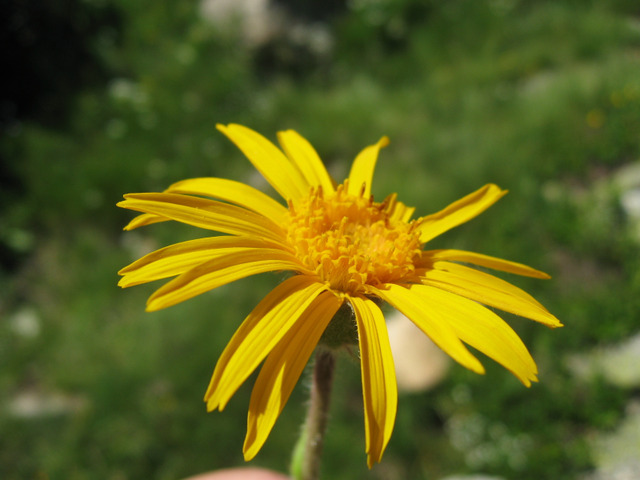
118 124 561 467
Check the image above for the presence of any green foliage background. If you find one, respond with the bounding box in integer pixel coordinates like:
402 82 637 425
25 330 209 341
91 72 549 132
2 0 640 479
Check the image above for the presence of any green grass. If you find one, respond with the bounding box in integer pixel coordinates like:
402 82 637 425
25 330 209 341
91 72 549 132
3 1 640 479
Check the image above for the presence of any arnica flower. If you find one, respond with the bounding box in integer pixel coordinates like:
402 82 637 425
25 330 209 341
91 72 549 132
118 124 561 468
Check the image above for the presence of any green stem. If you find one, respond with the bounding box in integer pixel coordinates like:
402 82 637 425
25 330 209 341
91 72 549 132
290 349 336 480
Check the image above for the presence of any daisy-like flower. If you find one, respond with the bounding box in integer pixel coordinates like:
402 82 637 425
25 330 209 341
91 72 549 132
118 124 561 468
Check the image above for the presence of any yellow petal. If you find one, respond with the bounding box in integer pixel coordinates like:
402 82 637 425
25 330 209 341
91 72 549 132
167 177 288 225
416 184 507 243
145 249 306 311
205 276 328 411
118 236 289 287
419 262 562 328
369 284 485 375
390 201 415 224
217 124 310 201
347 136 390 198
423 249 551 279
408 284 539 386
118 193 285 242
277 130 335 194
123 212 168 231
433 261 546 309
243 291 343 460
350 295 397 468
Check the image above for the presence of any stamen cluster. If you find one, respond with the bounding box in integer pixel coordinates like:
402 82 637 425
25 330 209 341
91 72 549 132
287 184 422 294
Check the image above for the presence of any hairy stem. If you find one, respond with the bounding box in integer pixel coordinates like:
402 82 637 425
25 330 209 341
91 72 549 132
291 349 336 480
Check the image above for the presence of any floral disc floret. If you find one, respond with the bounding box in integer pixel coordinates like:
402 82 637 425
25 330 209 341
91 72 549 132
287 182 422 295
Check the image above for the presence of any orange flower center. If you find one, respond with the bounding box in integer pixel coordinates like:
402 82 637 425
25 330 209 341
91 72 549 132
287 183 422 295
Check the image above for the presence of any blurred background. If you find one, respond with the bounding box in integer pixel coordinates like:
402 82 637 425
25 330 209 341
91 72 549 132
2 0 640 479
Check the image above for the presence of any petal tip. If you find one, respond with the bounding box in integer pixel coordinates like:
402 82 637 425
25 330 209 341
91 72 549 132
242 452 254 462
205 399 219 412
144 301 162 313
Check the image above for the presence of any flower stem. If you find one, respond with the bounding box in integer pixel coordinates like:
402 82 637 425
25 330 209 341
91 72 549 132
290 349 336 480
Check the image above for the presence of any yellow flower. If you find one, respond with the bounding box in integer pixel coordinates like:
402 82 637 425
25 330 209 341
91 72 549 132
118 124 561 467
